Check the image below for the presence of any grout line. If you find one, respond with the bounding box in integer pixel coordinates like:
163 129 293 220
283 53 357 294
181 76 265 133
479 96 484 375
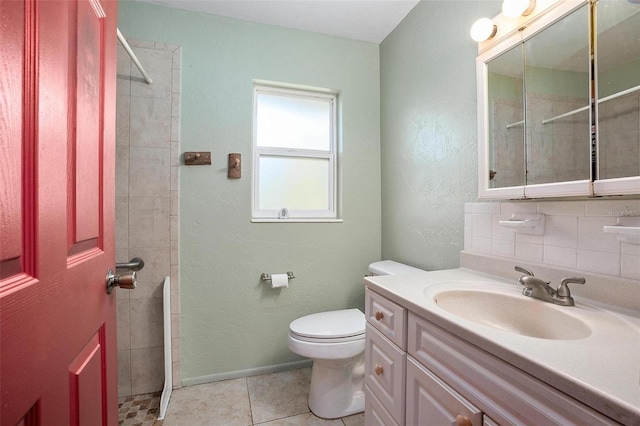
245 377 254 425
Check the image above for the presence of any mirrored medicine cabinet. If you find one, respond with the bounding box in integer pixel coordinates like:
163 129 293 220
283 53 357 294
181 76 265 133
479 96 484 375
477 0 640 199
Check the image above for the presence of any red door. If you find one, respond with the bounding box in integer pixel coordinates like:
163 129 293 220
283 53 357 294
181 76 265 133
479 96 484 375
1 0 118 424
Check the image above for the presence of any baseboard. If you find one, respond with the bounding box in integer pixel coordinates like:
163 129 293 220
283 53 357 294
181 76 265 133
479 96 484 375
181 359 313 388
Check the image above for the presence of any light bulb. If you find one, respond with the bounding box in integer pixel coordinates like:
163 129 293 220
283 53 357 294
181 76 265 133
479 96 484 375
502 0 535 18
470 18 497 42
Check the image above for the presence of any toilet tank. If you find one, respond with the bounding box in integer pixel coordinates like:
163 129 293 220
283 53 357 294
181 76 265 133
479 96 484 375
368 260 424 276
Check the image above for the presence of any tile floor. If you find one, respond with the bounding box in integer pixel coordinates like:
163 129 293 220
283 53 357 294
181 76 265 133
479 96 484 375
118 367 365 426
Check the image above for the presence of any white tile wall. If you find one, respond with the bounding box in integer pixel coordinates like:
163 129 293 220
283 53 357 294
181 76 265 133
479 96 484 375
464 200 640 281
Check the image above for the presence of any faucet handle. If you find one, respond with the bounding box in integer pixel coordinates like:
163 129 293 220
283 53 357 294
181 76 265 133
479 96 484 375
515 265 534 276
557 277 585 298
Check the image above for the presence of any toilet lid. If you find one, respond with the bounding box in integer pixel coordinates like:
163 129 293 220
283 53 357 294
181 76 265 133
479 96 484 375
289 309 365 340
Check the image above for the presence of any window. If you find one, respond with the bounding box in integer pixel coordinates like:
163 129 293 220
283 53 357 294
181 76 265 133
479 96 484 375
252 83 338 221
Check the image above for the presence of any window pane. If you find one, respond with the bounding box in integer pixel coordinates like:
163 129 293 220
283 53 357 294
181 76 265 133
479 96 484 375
258 156 329 210
256 93 331 151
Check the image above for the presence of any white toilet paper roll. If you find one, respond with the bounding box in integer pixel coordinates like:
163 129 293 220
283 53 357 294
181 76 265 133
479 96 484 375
271 273 289 288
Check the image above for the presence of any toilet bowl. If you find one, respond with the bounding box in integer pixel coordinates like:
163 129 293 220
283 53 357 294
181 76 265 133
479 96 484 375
287 260 424 419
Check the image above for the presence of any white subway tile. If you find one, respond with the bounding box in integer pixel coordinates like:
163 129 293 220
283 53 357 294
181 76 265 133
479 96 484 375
516 233 544 245
464 213 472 229
472 214 492 239
543 245 577 268
621 254 640 280
515 242 544 262
538 201 585 216
471 202 501 214
471 237 492 253
577 249 620 276
492 239 515 257
544 215 578 248
578 216 620 253
622 241 640 256
464 227 472 251
500 201 538 215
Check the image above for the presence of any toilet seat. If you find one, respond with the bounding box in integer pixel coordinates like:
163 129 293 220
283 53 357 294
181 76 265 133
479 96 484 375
289 309 365 343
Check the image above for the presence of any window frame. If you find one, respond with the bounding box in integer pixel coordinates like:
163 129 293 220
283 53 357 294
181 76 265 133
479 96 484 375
252 83 339 222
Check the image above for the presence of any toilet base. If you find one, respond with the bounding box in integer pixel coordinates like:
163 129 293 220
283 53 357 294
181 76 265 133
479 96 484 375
307 354 365 419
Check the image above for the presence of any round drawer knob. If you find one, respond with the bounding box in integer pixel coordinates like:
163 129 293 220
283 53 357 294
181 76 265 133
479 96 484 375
375 311 384 321
374 364 383 375
455 415 472 426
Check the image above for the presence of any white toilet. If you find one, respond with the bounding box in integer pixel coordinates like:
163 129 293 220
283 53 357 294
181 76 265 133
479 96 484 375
287 260 424 419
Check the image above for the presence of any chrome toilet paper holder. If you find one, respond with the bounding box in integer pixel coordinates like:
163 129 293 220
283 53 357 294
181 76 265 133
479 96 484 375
261 272 295 282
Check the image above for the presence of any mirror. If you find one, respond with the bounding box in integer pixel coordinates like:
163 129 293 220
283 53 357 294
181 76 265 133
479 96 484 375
596 0 640 181
524 3 590 186
487 44 525 189
479 0 640 198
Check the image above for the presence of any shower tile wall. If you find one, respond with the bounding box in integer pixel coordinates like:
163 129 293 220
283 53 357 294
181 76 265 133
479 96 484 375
526 93 590 184
599 92 640 179
116 39 182 397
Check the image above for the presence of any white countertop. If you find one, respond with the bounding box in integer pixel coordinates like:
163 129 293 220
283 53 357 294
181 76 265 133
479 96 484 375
364 268 640 425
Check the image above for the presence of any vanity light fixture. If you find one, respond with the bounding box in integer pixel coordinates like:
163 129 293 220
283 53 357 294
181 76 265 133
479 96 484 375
502 0 536 18
470 18 497 42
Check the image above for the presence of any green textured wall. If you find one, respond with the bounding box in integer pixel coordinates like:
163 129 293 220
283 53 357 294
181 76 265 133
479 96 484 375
379 1 502 270
118 1 381 382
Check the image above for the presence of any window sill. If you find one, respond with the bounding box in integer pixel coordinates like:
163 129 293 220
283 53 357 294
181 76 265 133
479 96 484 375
251 218 343 223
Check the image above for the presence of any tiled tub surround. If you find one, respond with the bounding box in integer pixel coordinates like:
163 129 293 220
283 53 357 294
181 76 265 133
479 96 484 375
116 39 182 397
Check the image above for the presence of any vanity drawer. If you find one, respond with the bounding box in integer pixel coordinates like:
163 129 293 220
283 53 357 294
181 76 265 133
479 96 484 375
408 313 619 425
365 323 406 425
406 356 482 426
365 288 407 349
364 384 400 426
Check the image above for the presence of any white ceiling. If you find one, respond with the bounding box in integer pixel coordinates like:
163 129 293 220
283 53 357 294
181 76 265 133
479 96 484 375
134 0 420 44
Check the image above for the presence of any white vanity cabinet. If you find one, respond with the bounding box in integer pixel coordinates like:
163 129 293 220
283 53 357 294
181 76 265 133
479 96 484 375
364 289 407 425
364 288 621 426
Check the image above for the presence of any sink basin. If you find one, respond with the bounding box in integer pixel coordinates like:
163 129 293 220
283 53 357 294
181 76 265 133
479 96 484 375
433 289 592 340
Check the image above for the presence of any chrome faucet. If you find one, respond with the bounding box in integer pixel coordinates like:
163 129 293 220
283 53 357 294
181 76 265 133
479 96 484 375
515 266 585 306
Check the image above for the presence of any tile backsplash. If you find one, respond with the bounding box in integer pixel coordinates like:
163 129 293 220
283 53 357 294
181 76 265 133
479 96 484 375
464 200 640 281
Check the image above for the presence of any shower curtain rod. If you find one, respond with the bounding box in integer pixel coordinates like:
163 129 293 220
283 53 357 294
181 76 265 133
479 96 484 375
116 28 152 85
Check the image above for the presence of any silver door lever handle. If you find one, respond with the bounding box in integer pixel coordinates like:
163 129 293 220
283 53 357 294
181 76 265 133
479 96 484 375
115 257 144 271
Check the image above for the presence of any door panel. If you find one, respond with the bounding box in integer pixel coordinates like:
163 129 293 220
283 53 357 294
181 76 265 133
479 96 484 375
0 0 37 286
69 0 103 251
0 0 118 424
